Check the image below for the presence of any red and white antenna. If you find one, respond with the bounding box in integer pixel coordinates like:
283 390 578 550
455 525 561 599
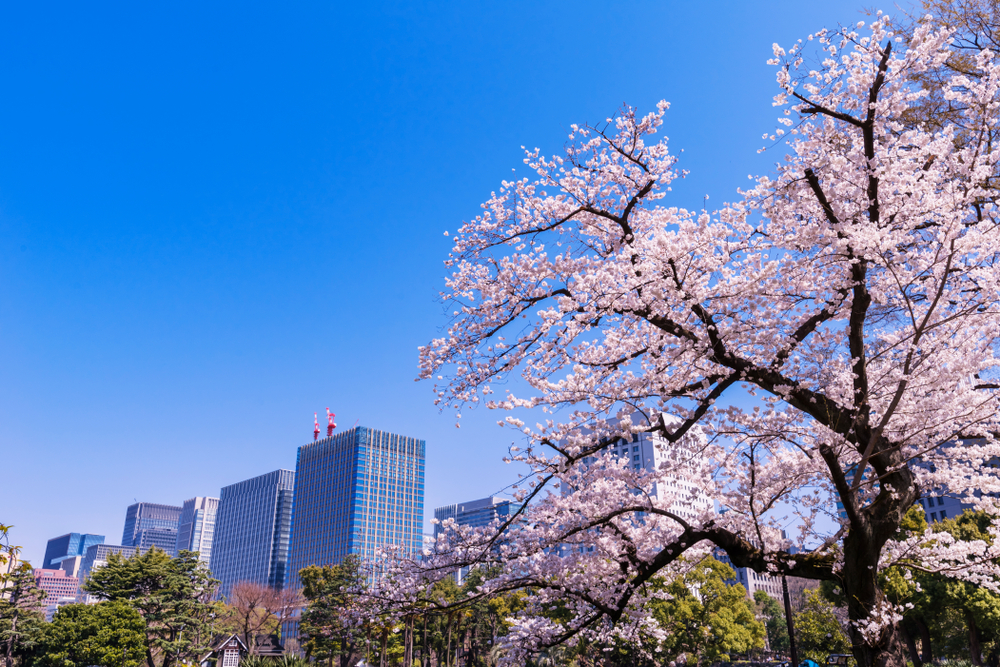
313 413 320 441
326 408 336 437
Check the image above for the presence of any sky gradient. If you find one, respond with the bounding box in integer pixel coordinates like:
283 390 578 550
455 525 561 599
3 0 870 565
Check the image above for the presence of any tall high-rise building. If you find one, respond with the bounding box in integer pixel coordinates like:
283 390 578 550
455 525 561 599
176 497 219 563
579 429 715 521
42 533 104 569
287 426 425 587
433 496 521 584
433 496 521 539
210 469 295 597
565 424 715 559
122 502 182 555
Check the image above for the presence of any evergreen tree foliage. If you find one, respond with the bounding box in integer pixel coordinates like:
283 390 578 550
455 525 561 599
82 547 218 667
33 601 146 667
0 564 45 667
299 555 367 667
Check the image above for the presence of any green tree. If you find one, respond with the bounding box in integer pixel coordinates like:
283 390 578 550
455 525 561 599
795 588 850 664
0 563 45 667
651 557 766 665
82 547 218 667
299 555 367 667
755 590 789 655
34 601 146 667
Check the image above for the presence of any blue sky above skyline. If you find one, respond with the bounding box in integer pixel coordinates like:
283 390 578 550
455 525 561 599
3 0 871 565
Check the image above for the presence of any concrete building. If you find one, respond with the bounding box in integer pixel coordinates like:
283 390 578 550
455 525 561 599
42 533 104 569
123 502 182 555
57 555 84 578
176 496 219 563
570 425 716 550
287 426 425 587
33 568 79 620
210 469 295 597
77 544 139 603
715 550 784 602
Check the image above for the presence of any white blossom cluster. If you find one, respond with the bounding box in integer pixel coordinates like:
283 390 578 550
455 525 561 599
399 14 1000 664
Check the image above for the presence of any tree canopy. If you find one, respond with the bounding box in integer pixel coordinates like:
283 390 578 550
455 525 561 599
401 11 1000 667
82 547 217 667
33 601 146 667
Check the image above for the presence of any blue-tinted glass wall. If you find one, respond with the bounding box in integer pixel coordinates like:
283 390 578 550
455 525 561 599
433 496 521 539
42 533 105 569
122 503 182 556
287 426 425 587
210 469 294 597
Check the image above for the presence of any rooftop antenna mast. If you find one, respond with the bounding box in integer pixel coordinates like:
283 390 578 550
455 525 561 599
326 408 336 437
313 413 320 441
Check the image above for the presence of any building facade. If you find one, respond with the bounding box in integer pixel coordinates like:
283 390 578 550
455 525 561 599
176 496 219 563
42 533 104 569
33 568 79 620
210 469 295 597
715 550 784 602
577 428 715 522
122 502 182 555
433 496 521 540
57 555 84 579
286 426 425 588
433 496 520 584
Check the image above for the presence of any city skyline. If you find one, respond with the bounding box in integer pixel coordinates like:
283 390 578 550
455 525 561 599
3 0 865 568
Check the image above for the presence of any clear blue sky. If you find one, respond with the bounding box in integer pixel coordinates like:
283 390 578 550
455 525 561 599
3 0 870 566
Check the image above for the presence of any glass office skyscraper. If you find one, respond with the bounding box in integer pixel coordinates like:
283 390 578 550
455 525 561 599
210 469 294 597
122 503 182 555
432 497 521 584
176 497 219 563
287 426 425 587
433 496 522 538
42 533 105 569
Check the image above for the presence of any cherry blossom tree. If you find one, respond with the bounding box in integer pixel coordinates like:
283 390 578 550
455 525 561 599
408 14 1000 667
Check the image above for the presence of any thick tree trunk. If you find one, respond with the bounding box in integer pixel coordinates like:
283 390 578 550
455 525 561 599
914 617 933 664
968 610 984 666
900 622 922 667
423 614 428 667
842 528 909 667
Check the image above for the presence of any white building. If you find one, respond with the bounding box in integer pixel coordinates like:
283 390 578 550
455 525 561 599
566 422 716 556
176 496 219 563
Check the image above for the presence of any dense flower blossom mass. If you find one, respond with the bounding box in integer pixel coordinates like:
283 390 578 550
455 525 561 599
394 15 1000 667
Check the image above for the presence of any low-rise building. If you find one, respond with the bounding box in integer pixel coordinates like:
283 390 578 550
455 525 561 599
33 568 79 620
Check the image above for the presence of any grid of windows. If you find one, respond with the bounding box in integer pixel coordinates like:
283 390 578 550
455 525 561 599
287 426 425 588
433 497 521 538
176 497 219 563
122 503 182 556
42 533 105 569
210 470 295 597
